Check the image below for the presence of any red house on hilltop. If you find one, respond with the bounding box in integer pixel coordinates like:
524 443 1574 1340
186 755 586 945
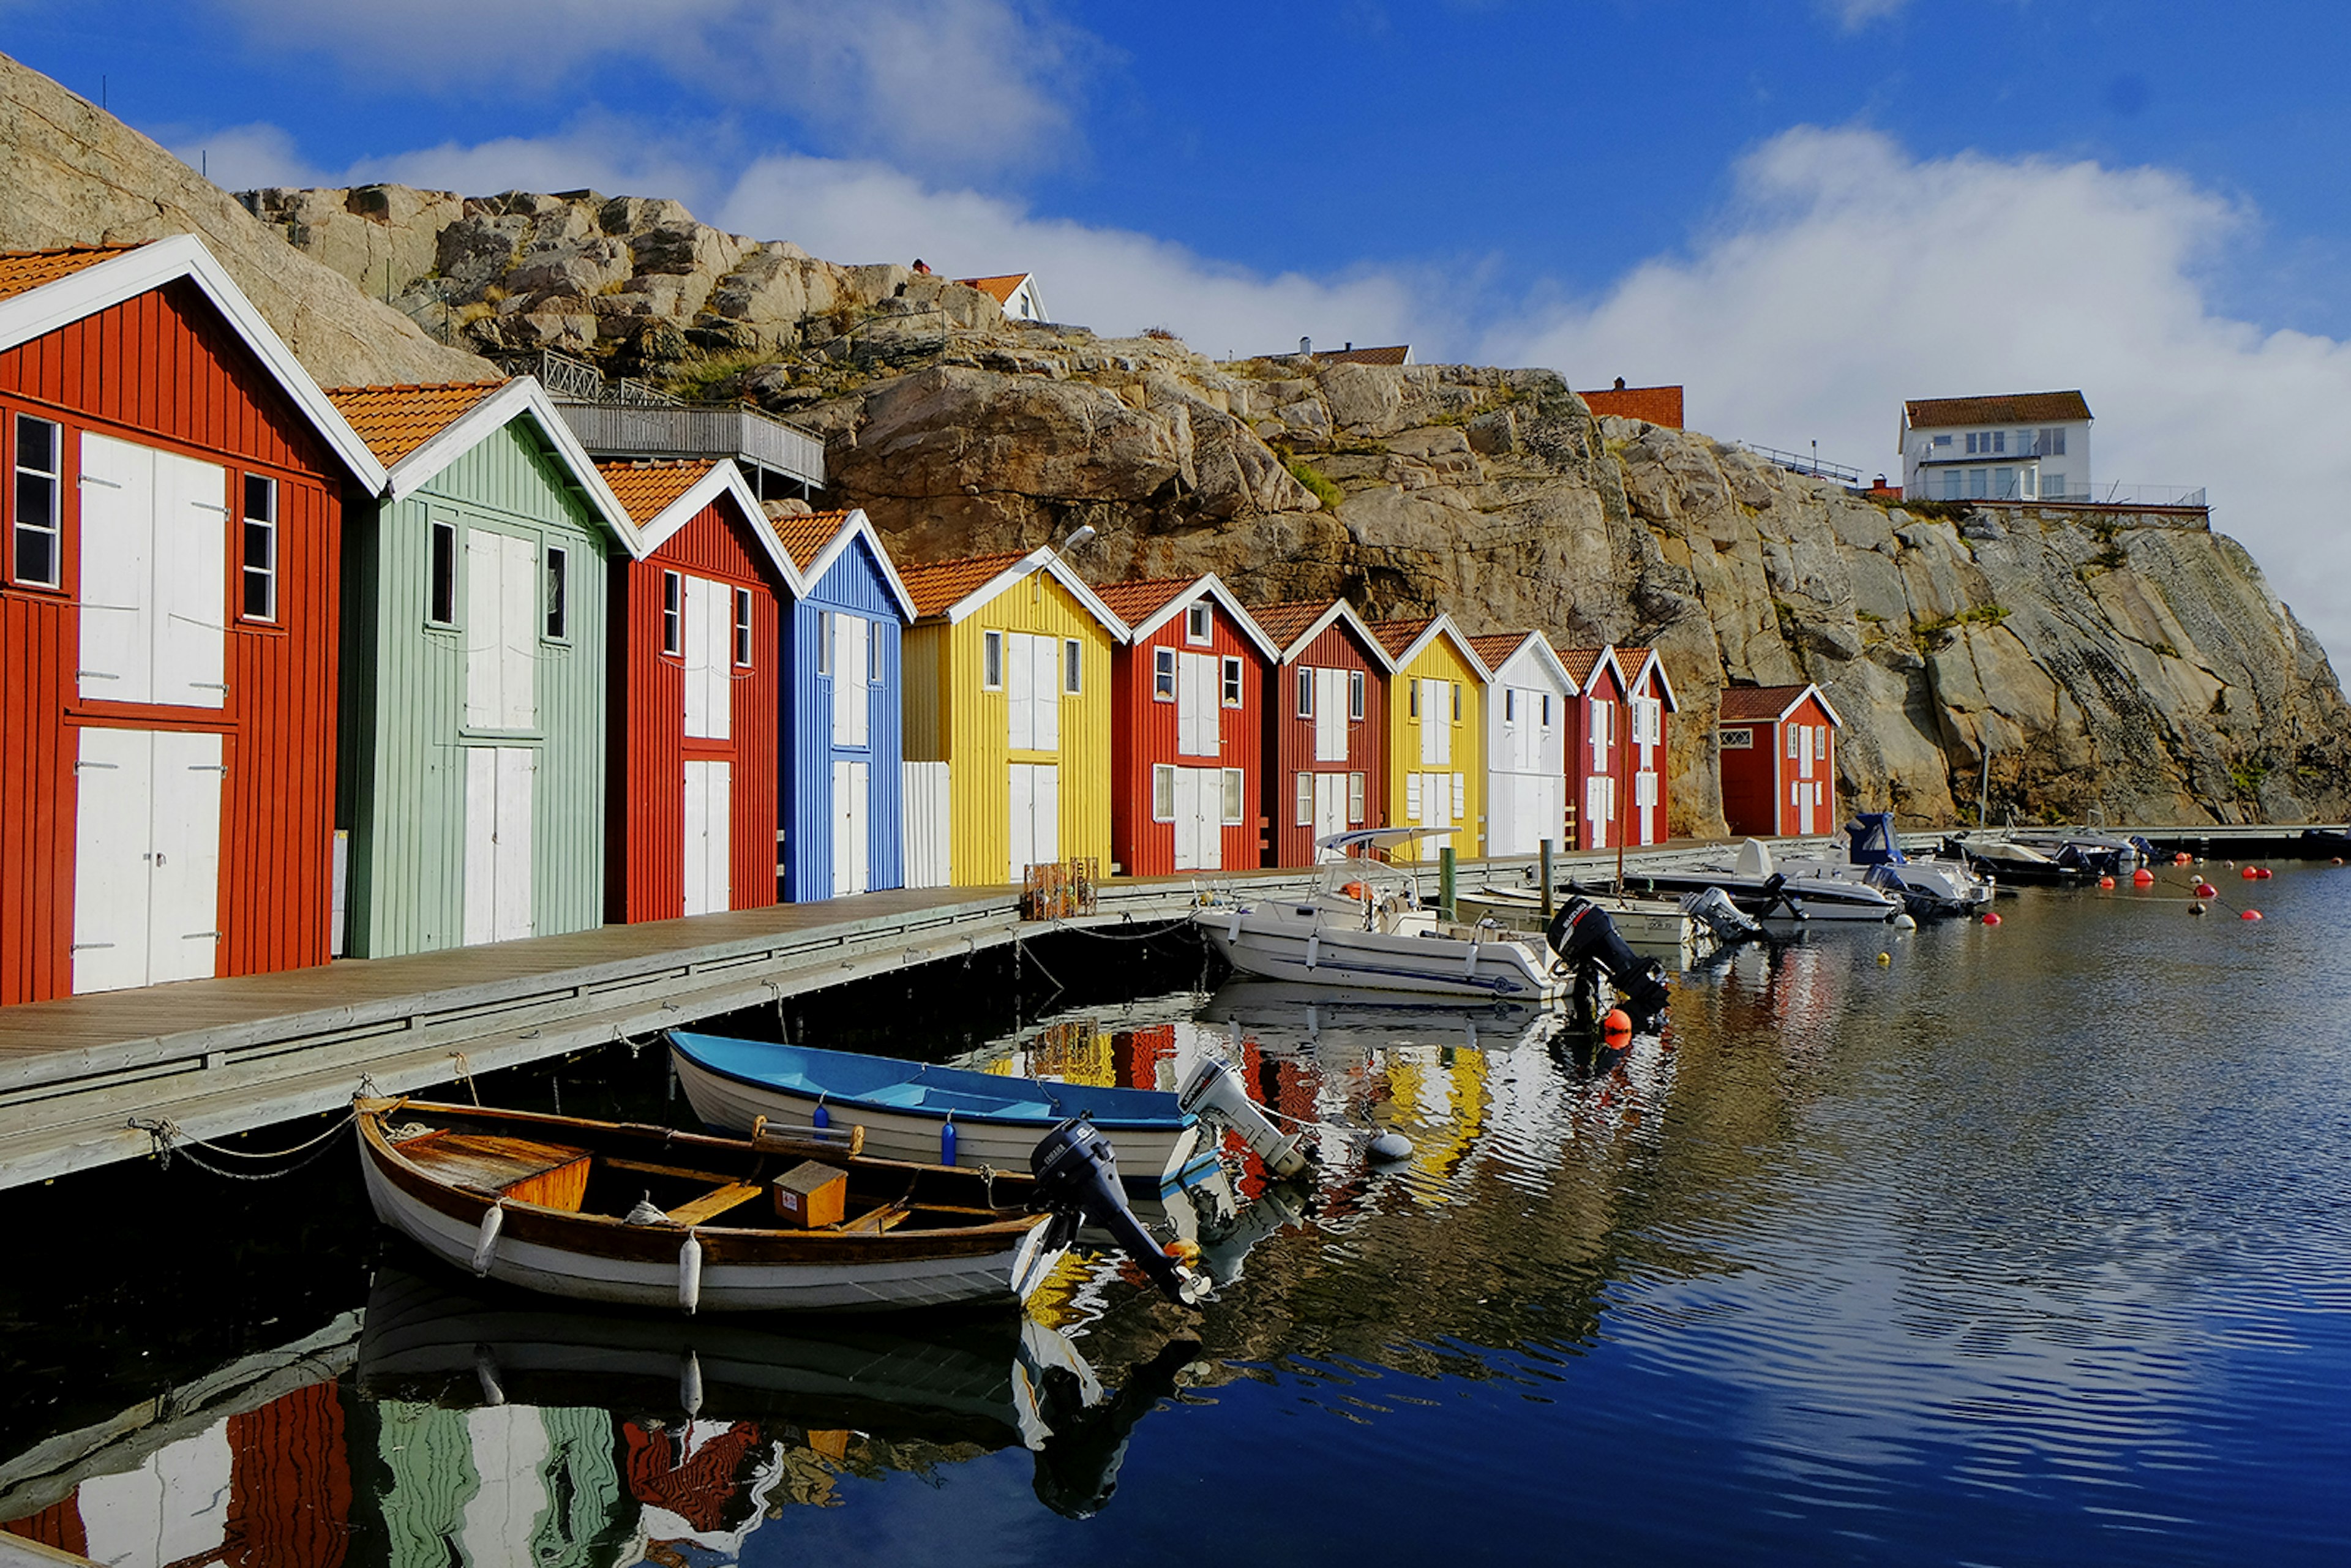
0 238 385 1003
1717 682 1842 837
1247 598 1393 865
1102 574 1275 875
599 458 793 921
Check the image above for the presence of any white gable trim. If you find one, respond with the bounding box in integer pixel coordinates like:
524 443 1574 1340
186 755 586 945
1777 684 1844 727
1490 631 1577 697
801 509 918 625
1386 613 1493 682
939 547 1131 638
1268 599 1397 673
629 459 799 588
1119 574 1281 661
382 376 643 553
0 234 388 491
1578 645 1629 698
1622 647 1680 711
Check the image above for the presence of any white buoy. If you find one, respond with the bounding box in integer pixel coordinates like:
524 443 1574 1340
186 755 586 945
1892 913 1917 931
678 1233 703 1315
470 1204 503 1275
473 1345 506 1407
1367 1130 1413 1162
680 1349 703 1416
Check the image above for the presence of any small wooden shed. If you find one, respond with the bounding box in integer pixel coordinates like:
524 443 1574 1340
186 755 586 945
598 459 795 922
1560 646 1629 851
1369 615 1491 864
896 549 1128 888
1718 683 1842 837
1618 646 1681 846
0 238 386 1001
1468 631 1577 858
329 377 640 958
772 508 917 902
1245 599 1394 866
1101 574 1277 876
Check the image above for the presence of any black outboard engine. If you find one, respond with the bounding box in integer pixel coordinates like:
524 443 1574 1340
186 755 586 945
1544 896 1671 1026
1032 1336 1204 1519
1030 1119 1211 1305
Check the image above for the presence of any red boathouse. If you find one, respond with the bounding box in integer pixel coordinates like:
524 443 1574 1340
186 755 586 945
1718 682 1843 837
599 459 793 921
1101 574 1276 876
0 238 384 1002
1246 598 1394 865
1618 645 1680 846
1560 646 1629 851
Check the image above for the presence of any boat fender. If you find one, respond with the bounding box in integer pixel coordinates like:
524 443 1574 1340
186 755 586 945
680 1349 703 1417
942 1114 958 1166
1366 1131 1413 1163
1304 931 1319 970
678 1232 703 1315
1228 909 1243 943
812 1095 830 1130
1892 913 1918 931
1463 936 1480 978
471 1203 503 1276
473 1345 505 1408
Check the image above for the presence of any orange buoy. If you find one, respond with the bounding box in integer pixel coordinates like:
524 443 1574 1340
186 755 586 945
2131 868 2155 887
1602 1008 1632 1037
2241 866 2260 880
2173 852 2191 865
2098 875 2115 890
2195 882 2218 898
1982 912 2003 926
2240 909 2263 921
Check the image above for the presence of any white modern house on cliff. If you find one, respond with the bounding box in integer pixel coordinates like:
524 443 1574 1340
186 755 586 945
1901 391 2092 503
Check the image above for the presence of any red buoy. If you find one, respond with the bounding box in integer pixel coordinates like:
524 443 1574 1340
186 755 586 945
1602 1008 1632 1037
2255 866 2273 880
1982 912 2003 926
2240 909 2263 921
2132 868 2155 887
2173 852 2191 865
2098 875 2116 890
2241 866 2260 880
2195 882 2218 898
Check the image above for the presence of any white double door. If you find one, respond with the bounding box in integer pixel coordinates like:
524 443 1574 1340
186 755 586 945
1176 651 1220 756
832 759 870 897
464 748 536 944
72 727 223 994
77 434 228 709
1584 773 1614 850
1171 766 1223 871
1493 773 1562 857
1309 772 1349 861
1009 762 1059 880
683 759 732 916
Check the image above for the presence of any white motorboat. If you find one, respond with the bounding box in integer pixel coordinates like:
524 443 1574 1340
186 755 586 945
1627 838 1900 923
1454 883 1714 961
1196 832 1564 1003
1775 812 1994 919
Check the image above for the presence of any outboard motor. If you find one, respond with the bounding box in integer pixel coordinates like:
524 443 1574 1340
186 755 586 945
1678 885 1761 943
1032 1335 1204 1519
1177 1056 1314 1178
1544 896 1671 1025
1030 1119 1211 1306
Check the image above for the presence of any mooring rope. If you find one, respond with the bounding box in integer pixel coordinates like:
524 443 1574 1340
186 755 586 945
127 1104 361 1180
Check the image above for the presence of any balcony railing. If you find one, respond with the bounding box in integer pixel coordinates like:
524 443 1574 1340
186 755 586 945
1740 441 1862 486
552 401 827 489
1918 473 2206 509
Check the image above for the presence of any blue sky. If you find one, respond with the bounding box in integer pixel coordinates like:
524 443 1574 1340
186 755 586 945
9 1 2351 651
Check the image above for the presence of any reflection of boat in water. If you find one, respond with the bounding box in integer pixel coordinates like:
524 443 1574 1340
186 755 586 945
1198 979 1564 1055
356 1262 1093 1452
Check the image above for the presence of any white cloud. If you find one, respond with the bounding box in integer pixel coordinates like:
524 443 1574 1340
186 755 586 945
1488 126 2351 658
717 155 1436 358
170 121 331 192
1823 0 1908 27
208 0 1090 174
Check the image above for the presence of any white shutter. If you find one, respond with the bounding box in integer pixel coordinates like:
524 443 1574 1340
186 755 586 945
1405 771 1423 823
463 746 498 943
1033 762 1059 863
1171 767 1199 870
148 729 223 983
465 531 500 727
704 578 734 740
1419 681 1439 765
1007 633 1033 750
1175 650 1201 756
1435 684 1453 765
847 761 870 893
498 533 536 730
494 748 535 939
1316 669 1347 762
1452 771 1466 822
1031 636 1060 751
78 434 154 705
152 451 228 710
901 762 951 889
686 762 713 913
834 615 869 746
1198 769 1223 871
1008 762 1033 879
70 726 150 994
705 760 732 910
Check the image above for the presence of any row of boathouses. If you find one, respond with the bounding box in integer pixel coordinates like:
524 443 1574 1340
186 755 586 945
0 235 1840 1006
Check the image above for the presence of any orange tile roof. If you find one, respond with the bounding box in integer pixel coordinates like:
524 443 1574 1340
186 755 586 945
325 381 509 465
1905 391 2091 427
898 550 1033 618
594 459 718 525
1468 632 1533 667
1095 576 1197 624
0 245 143 304
1367 617 1435 660
1244 600 1330 651
769 509 860 572
956 274 1030 305
1558 647 1605 686
1718 683 1812 722
1617 645 1657 681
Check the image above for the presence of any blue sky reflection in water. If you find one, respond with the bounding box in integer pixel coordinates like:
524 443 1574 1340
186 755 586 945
9 868 2351 1564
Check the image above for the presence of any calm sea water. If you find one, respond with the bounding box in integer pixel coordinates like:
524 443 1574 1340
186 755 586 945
6 865 2349 1566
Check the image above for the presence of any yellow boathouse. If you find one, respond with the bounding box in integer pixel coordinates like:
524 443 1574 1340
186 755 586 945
1370 615 1491 863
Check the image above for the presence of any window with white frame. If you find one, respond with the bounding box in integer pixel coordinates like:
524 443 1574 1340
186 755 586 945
10 414 61 589
1221 768 1244 823
817 609 833 674
1348 669 1365 719
240 474 277 621
1153 647 1177 700
983 629 1004 689
1221 656 1243 707
1348 771 1365 823
542 545 568 640
1541 692 1553 727
428 520 457 626
1408 681 1419 719
1451 682 1461 722
733 587 753 666
1294 771 1313 827
1504 688 1517 725
1295 666 1313 718
1185 602 1212 643
662 570 683 653
1153 764 1176 822
1063 637 1082 693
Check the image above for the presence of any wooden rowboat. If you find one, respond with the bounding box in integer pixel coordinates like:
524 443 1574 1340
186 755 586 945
354 1098 1070 1314
669 1031 1207 1187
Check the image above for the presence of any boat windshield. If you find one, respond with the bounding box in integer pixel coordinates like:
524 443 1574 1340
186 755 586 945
1315 857 1420 925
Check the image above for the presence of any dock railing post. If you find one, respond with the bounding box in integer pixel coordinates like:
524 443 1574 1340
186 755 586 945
1540 839 1554 920
1439 847 1457 921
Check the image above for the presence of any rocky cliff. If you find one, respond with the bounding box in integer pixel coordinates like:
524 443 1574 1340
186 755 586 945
0 51 487 386
234 180 2351 831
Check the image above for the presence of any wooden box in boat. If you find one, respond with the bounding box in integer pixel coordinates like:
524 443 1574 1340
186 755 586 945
356 1098 1067 1314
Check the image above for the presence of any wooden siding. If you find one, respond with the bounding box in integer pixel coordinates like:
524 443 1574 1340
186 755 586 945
1569 661 1627 852
1264 621 1387 867
905 572 1114 888
1627 660 1671 846
340 419 614 957
609 492 785 922
1382 633 1485 863
781 535 907 902
1718 695 1835 836
1483 642 1573 857
1111 602 1268 877
0 284 345 1005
